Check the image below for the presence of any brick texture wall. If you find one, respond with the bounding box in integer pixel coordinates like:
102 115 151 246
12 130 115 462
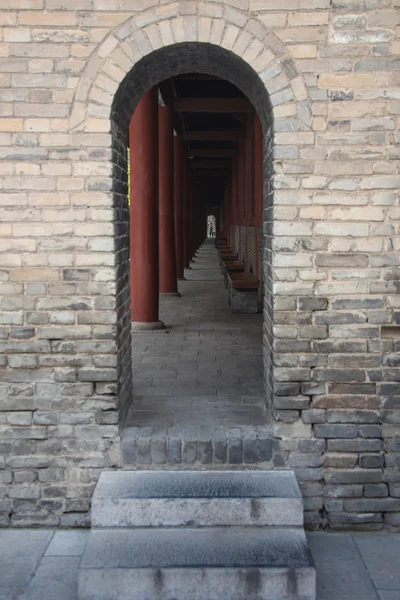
0 0 399 530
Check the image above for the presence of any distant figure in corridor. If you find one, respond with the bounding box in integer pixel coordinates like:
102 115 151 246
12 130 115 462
207 215 216 238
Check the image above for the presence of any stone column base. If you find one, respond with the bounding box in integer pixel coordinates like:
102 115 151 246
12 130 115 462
159 292 181 297
131 321 165 331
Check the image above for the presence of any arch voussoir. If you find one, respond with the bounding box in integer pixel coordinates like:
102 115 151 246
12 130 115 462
69 3 311 134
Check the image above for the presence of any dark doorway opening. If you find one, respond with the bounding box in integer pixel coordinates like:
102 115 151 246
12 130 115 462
111 44 275 465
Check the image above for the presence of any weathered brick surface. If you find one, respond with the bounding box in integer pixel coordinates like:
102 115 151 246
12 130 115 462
0 0 399 530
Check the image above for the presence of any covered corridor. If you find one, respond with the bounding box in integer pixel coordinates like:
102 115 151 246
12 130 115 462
127 73 265 330
123 240 271 466
122 68 270 465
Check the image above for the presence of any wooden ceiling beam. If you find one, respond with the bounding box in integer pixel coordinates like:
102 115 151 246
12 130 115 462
182 130 243 141
175 97 254 113
190 160 232 169
188 149 238 158
232 113 250 123
158 79 185 135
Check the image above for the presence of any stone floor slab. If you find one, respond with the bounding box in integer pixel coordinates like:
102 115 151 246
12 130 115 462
124 241 269 466
354 533 400 558
378 592 400 600
0 587 24 600
359 555 400 591
44 531 89 557
354 534 400 592
308 533 380 600
0 530 53 587
21 557 80 600
0 529 399 599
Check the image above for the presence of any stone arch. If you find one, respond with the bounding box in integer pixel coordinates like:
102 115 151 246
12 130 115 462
67 3 313 424
69 5 311 134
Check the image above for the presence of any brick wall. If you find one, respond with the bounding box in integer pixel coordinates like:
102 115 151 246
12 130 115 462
0 0 399 530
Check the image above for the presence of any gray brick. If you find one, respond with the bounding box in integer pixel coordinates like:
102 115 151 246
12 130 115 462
275 383 300 396
325 470 383 485
257 434 273 462
10 327 36 339
315 312 366 325
136 435 151 465
364 484 388 498
302 409 326 424
298 297 328 311
313 369 365 383
197 426 212 464
323 484 364 498
63 268 90 281
243 429 258 464
326 410 378 424
316 254 368 268
328 439 382 452
315 425 358 439
301 382 326 396
274 396 310 410
151 428 167 465
78 368 117 382
227 429 242 464
344 498 400 512
299 439 326 453
8 355 38 369
213 428 227 464
182 426 197 464
167 427 182 464
359 454 384 469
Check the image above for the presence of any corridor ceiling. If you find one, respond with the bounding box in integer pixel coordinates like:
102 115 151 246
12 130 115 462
159 74 255 207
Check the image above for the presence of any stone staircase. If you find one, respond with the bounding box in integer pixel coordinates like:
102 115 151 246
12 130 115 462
78 470 316 600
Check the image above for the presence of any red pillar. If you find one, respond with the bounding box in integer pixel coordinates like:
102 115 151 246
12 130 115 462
239 142 246 264
129 89 163 329
158 103 178 294
231 159 238 251
254 115 263 279
174 135 184 280
189 175 194 260
183 154 191 269
245 115 254 272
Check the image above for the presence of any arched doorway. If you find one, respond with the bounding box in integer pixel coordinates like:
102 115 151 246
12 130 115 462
112 43 273 450
109 43 276 437
69 7 312 464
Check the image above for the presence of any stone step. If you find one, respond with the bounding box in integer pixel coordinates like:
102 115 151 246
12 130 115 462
122 425 273 466
91 470 303 528
78 527 316 600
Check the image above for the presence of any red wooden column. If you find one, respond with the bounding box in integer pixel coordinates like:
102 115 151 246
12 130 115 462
183 154 191 269
174 134 184 280
238 143 245 262
189 176 195 260
245 115 254 272
231 158 238 251
254 115 263 279
158 102 178 295
129 88 163 329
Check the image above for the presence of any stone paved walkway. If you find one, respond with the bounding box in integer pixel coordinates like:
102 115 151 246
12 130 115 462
122 240 271 466
1 529 399 600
